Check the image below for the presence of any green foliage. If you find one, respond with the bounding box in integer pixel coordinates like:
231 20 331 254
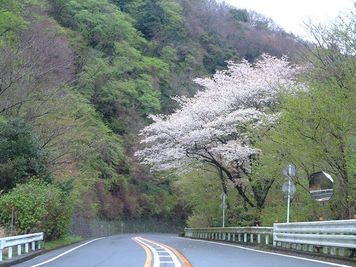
258 12 356 219
230 9 249 23
264 82 355 218
0 0 306 229
175 169 225 227
43 235 83 250
116 0 185 43
49 0 142 55
0 1 27 45
0 118 51 192
0 179 73 240
48 0 166 127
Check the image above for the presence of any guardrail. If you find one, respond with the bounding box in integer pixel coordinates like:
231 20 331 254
184 227 273 245
0 232 44 261
273 220 356 257
184 220 356 258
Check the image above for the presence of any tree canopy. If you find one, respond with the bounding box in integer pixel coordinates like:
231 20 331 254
136 55 301 216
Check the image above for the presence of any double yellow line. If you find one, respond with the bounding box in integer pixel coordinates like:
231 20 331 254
132 237 191 267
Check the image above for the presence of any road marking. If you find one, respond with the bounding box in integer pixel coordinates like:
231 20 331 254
135 238 161 267
134 237 192 267
138 237 182 267
31 238 104 267
132 237 153 267
178 237 352 267
154 241 192 267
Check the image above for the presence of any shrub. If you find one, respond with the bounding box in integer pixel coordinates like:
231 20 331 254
0 118 51 192
0 179 73 240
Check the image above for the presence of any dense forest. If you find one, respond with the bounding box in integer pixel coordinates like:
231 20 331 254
0 0 354 240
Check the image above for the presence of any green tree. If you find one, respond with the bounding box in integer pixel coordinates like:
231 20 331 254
0 118 51 192
263 12 356 219
0 179 73 240
0 0 27 45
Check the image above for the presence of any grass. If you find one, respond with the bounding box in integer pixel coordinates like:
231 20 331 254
42 235 83 250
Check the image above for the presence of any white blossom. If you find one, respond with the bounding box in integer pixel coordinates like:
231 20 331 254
135 54 301 174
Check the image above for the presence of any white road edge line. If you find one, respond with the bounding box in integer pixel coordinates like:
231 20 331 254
177 237 352 267
31 237 105 267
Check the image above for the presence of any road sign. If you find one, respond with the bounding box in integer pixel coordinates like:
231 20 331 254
283 164 296 177
282 182 296 195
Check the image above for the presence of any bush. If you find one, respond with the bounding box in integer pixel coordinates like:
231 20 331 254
0 118 51 192
0 179 73 240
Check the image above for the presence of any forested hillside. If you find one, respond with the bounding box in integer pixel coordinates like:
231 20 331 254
0 0 353 240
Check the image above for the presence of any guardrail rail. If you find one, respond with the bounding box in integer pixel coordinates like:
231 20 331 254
184 219 356 258
0 232 44 261
184 226 273 245
273 220 356 257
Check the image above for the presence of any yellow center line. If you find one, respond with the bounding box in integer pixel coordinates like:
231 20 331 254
132 237 152 267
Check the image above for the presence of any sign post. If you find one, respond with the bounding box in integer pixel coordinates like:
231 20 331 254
282 164 296 223
220 193 227 227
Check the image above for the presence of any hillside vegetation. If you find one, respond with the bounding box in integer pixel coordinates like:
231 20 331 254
0 0 353 239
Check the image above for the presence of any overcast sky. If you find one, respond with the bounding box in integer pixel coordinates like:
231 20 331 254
225 0 354 38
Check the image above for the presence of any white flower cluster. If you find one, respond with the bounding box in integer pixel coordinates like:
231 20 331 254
135 54 300 173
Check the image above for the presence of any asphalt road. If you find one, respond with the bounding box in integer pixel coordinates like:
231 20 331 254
13 234 353 267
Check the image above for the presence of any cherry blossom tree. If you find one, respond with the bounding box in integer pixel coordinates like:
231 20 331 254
136 54 301 214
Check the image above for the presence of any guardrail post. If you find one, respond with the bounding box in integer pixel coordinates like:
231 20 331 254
25 243 29 253
232 234 235 242
18 244 22 255
238 234 241 242
0 239 3 261
322 247 328 254
257 234 261 244
244 233 247 242
265 234 269 245
250 233 254 243
8 247 12 259
32 241 35 251
330 247 336 256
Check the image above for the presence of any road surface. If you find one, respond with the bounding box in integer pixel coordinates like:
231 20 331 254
14 234 353 267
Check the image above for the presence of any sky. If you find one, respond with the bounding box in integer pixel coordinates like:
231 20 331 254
225 0 354 38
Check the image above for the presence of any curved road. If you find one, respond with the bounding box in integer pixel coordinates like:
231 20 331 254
14 234 352 267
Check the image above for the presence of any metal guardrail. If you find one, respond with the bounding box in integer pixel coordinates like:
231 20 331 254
0 232 44 261
273 220 356 251
184 227 273 245
184 220 356 257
